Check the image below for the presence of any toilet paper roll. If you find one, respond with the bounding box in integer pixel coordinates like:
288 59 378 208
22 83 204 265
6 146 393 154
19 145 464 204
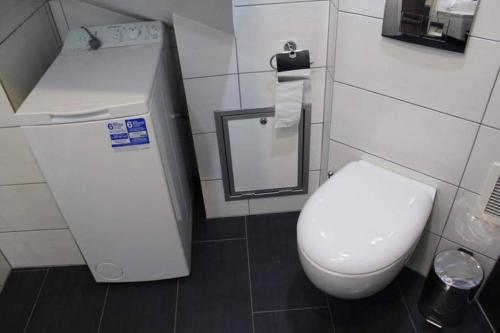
274 68 310 128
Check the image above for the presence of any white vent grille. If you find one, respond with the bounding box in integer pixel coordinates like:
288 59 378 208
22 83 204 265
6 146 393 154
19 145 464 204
480 163 500 226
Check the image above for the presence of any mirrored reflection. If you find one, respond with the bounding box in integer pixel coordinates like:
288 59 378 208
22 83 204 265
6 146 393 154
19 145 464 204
382 0 479 53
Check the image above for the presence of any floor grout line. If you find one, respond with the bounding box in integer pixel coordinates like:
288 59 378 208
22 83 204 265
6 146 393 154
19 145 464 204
253 305 330 314
396 279 418 333
244 217 255 333
325 295 336 333
96 283 110 333
173 279 180 333
23 267 49 333
476 300 497 333
192 237 247 244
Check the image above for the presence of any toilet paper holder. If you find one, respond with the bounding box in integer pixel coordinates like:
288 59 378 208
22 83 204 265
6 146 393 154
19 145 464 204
269 41 312 71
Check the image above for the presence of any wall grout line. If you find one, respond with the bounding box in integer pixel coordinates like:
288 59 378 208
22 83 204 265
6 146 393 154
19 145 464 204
96 283 110 333
244 217 255 333
0 228 70 234
234 0 328 8
0 181 47 187
334 80 482 126
23 267 49 333
173 279 180 333
396 280 418 333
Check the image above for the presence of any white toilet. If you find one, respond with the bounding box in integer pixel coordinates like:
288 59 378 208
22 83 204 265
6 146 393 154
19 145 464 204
297 160 436 299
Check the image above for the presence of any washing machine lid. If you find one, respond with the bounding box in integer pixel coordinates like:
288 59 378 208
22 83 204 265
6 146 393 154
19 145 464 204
297 160 436 275
16 44 162 126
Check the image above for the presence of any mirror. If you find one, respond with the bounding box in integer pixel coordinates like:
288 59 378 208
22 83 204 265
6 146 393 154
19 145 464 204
382 0 479 53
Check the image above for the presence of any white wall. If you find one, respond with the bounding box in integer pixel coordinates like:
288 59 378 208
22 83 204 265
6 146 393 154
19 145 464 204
0 3 84 268
326 0 500 278
175 0 337 218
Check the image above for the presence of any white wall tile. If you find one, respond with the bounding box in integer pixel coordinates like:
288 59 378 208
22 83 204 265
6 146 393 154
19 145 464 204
470 0 500 42
339 0 385 18
0 0 46 43
234 1 329 72
51 0 138 40
193 133 222 180
173 14 238 78
0 84 17 128
406 231 440 276
0 127 44 185
234 0 322 5
239 68 326 124
249 171 319 214
444 188 500 260
0 6 60 110
309 123 322 171
462 126 500 194
331 83 478 185
327 3 338 76
0 183 67 232
0 251 10 286
335 12 500 122
328 141 458 235
201 180 249 218
0 229 84 268
437 237 496 280
483 75 500 129
184 75 240 134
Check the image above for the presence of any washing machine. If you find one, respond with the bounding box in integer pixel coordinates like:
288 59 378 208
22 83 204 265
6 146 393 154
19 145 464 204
16 22 192 282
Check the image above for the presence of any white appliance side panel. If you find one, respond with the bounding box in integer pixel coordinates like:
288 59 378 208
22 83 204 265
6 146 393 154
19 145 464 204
227 116 299 192
23 113 189 282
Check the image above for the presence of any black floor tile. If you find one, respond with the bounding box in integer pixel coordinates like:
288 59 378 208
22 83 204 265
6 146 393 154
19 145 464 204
100 279 178 333
0 270 47 333
479 261 500 332
176 240 252 333
247 212 326 311
192 216 246 242
329 280 415 333
254 308 333 333
25 266 108 333
398 268 493 333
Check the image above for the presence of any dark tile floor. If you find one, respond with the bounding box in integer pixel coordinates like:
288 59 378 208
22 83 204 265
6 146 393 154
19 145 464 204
0 212 494 333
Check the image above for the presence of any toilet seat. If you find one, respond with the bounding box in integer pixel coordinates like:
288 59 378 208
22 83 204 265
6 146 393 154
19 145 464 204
297 160 436 276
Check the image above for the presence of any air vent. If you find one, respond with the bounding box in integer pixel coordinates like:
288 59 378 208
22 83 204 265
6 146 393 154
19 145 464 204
480 163 500 226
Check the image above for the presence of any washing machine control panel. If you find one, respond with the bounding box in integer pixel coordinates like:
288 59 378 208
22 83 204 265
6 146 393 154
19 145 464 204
63 21 164 51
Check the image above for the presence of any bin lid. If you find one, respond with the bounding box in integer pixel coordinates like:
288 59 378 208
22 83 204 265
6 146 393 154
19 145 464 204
434 250 483 289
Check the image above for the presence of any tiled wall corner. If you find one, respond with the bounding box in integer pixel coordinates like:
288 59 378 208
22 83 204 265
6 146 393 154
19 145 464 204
176 0 332 218
326 1 500 279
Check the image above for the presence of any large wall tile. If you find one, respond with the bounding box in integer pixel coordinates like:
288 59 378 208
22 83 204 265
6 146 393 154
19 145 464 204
461 126 500 194
234 0 322 5
239 68 326 124
234 1 329 72
0 127 44 185
184 75 240 134
0 6 60 110
0 183 67 232
193 133 222 180
444 188 500 260
406 231 440 276
331 83 478 185
0 84 17 128
328 141 458 235
309 123 322 171
0 229 84 268
335 12 500 122
339 0 385 18
471 0 500 42
483 76 500 129
437 237 495 280
0 0 46 43
201 180 249 218
50 0 137 41
173 14 237 78
249 171 319 214
327 3 338 76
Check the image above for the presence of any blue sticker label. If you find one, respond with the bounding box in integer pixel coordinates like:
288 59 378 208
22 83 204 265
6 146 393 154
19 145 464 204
107 118 150 148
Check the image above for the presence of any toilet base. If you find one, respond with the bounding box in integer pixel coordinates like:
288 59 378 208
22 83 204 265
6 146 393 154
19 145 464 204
298 244 411 299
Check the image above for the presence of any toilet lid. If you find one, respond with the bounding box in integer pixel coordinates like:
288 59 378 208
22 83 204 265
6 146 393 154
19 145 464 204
297 161 435 275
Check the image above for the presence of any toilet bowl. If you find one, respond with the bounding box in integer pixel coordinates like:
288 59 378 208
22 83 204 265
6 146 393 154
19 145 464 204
297 160 436 299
